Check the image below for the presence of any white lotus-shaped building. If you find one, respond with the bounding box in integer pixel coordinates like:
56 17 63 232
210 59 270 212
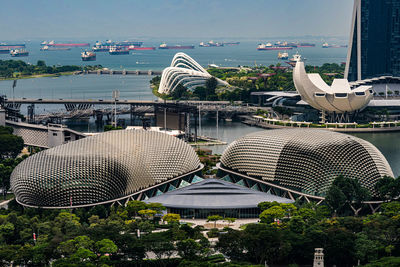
158 52 228 95
293 57 373 114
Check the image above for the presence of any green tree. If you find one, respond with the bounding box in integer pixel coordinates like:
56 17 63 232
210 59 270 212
138 209 157 220
375 176 400 201
258 201 280 212
171 84 187 99
163 213 180 224
325 176 370 216
176 238 204 260
207 215 223 228
95 238 117 255
0 164 13 200
126 200 147 217
355 233 382 264
259 206 285 224
146 202 166 214
0 132 24 159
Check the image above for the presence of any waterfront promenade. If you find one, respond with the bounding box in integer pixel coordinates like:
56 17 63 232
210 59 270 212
243 115 400 133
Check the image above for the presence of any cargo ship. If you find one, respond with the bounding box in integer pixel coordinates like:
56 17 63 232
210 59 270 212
0 48 10 54
10 49 29 57
286 52 303 67
45 40 90 47
159 43 195 49
257 43 293 50
40 45 71 51
0 43 25 49
92 45 110 52
81 51 96 61
199 40 224 47
278 52 289 60
128 45 156 51
109 46 129 55
275 41 298 48
104 40 143 47
298 42 315 47
322 42 347 48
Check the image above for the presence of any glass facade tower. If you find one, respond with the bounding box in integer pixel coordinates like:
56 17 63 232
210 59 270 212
345 0 400 81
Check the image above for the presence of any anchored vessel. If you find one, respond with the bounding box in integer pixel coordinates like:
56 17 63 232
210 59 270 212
278 52 289 60
322 42 347 48
45 40 90 47
0 48 10 54
81 51 96 61
257 43 293 50
159 43 195 49
0 43 25 49
199 41 224 47
10 49 29 57
109 46 129 55
298 42 316 47
128 45 156 51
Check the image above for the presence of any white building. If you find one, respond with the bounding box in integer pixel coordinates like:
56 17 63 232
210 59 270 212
158 52 228 95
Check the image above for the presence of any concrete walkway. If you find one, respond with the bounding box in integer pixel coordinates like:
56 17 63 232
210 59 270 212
181 218 259 230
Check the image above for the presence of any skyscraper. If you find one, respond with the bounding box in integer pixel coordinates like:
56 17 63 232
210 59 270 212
345 0 400 81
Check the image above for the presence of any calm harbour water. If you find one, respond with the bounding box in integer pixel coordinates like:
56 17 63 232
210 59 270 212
0 39 399 176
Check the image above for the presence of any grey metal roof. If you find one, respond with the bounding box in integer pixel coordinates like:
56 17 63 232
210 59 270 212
144 178 293 209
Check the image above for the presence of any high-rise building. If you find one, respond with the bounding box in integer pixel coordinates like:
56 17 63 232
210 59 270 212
345 0 400 81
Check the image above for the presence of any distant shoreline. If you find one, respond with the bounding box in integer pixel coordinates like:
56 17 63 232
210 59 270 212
0 71 78 81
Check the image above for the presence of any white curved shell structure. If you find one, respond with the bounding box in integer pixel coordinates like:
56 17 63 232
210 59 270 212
293 60 373 113
158 52 228 95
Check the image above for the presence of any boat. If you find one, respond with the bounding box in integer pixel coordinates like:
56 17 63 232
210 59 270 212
81 51 96 61
199 42 210 47
0 43 25 49
257 43 293 50
92 45 110 52
223 41 240 45
286 52 303 67
0 48 10 54
128 45 156 51
104 40 143 47
109 46 129 55
298 42 315 47
207 40 224 47
322 42 347 48
47 40 90 47
10 49 29 57
278 52 289 60
275 41 298 48
199 41 223 47
40 45 71 51
159 43 195 49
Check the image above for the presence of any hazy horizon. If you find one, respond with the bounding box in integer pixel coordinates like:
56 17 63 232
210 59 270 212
1 0 354 41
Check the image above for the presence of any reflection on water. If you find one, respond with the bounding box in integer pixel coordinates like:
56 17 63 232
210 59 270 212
351 132 400 177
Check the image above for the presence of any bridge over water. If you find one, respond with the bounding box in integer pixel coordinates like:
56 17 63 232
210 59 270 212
2 98 263 147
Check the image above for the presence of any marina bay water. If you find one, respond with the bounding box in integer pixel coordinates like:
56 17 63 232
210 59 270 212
0 39 348 70
0 39 399 176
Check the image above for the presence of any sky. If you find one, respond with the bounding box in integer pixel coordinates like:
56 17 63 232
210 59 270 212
0 0 354 40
